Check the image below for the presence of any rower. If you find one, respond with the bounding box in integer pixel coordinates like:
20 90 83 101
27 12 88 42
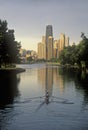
45 91 49 104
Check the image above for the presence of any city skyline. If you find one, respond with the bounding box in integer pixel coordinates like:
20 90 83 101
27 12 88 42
38 25 69 60
0 0 88 51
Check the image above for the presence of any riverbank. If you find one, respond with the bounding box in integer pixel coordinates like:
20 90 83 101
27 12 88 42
0 67 26 74
46 62 88 74
46 62 60 66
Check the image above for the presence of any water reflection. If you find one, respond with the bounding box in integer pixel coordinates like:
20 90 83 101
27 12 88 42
75 70 88 106
38 66 53 97
34 65 88 108
57 68 88 106
53 67 65 94
36 65 74 111
0 65 88 129
0 71 20 109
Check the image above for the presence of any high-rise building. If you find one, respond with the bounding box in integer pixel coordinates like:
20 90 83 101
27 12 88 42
38 42 44 59
65 36 69 47
42 36 46 59
37 25 70 60
47 36 53 60
46 25 53 44
53 40 59 58
37 36 46 60
59 33 65 51
46 25 53 60
42 36 46 44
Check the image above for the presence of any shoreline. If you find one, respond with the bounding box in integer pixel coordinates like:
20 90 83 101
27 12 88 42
0 67 26 74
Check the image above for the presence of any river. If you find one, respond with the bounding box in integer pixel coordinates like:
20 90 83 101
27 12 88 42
0 63 88 130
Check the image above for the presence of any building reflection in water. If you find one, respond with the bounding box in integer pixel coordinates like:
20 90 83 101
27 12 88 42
53 67 65 94
0 72 20 109
45 66 53 96
37 66 53 97
38 65 88 107
37 65 65 96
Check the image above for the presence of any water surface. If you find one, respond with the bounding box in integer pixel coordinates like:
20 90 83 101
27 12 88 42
0 63 88 130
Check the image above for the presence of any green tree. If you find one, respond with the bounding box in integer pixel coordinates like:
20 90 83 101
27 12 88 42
59 46 76 65
59 32 88 69
0 20 8 67
79 33 88 68
0 19 21 67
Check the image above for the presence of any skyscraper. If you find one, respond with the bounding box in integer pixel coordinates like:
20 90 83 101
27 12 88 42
65 36 69 47
46 25 53 44
38 42 44 59
45 25 53 60
42 36 46 59
59 33 65 51
53 40 59 58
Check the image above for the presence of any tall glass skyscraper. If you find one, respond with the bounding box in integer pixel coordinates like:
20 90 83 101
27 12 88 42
46 25 53 45
45 25 53 60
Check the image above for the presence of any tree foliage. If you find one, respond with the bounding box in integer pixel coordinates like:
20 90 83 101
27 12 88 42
0 19 21 67
59 33 88 69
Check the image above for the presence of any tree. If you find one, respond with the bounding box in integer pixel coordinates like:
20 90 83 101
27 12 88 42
59 46 77 65
0 19 21 67
59 32 88 69
0 20 8 67
79 33 88 68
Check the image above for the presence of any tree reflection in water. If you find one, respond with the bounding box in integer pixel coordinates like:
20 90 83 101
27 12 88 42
0 71 20 109
75 69 88 107
58 67 88 109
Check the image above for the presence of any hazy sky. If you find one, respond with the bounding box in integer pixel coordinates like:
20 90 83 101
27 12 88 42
0 0 88 51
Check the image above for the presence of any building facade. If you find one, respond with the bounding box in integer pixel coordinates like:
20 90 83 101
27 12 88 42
38 42 44 59
59 33 65 51
46 25 53 60
53 40 59 58
65 36 69 47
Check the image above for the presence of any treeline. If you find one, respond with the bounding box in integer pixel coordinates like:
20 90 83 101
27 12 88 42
59 33 88 69
0 19 21 68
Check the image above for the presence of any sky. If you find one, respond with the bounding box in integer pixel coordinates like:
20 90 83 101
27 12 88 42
0 0 88 51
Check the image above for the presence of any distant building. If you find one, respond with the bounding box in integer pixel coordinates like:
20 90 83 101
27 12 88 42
46 25 53 44
38 42 44 59
54 34 69 58
59 33 65 51
47 36 53 60
37 25 70 60
20 49 27 57
20 49 37 63
42 36 46 59
46 25 53 60
19 49 27 63
53 40 59 58
42 36 46 44
65 36 69 47
37 25 54 61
